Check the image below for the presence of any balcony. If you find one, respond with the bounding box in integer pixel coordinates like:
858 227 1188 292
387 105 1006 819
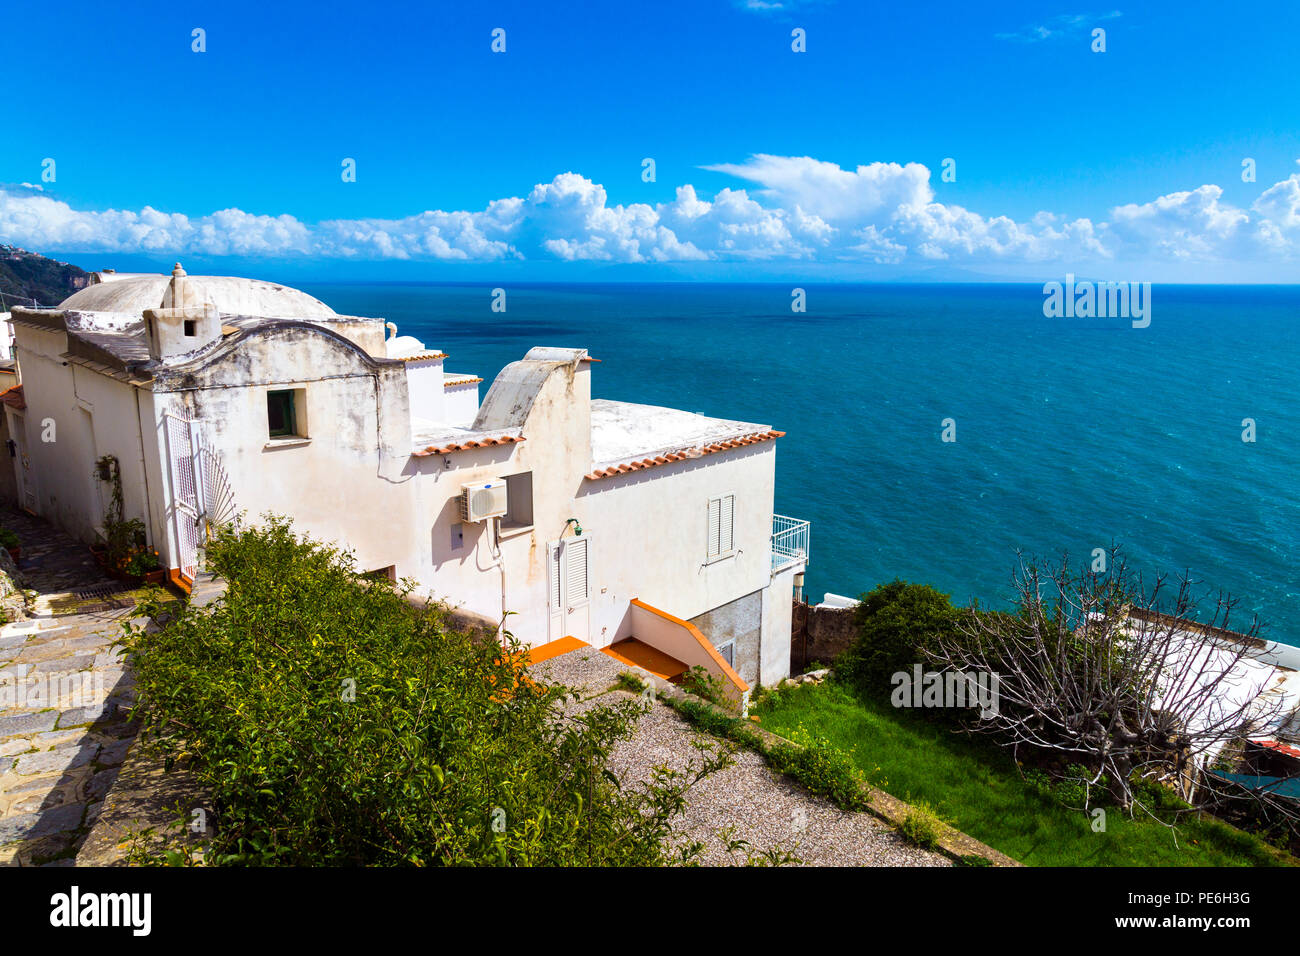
771 514 810 574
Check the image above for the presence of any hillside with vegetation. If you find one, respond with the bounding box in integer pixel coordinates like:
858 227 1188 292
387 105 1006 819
757 571 1299 866
122 518 732 866
0 245 91 309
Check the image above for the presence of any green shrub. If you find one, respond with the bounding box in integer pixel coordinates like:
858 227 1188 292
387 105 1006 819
900 801 947 849
1023 763 1116 810
670 695 740 736
765 741 871 811
122 517 728 866
0 528 19 550
616 671 647 694
837 580 962 698
1132 775 1190 813
1023 768 1052 798
681 665 733 710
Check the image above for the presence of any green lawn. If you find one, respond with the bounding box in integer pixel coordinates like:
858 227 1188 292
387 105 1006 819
754 681 1293 867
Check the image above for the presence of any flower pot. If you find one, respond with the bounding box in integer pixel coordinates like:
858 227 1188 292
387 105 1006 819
144 569 165 584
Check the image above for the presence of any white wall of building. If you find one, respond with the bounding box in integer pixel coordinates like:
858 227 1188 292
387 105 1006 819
404 357 445 420
9 304 796 684
10 323 154 545
160 324 414 576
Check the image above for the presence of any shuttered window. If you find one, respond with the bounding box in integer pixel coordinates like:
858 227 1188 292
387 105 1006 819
565 538 589 605
707 494 735 560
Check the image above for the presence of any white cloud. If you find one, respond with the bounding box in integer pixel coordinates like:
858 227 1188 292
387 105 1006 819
702 155 932 222
1252 163 1300 232
3 156 1300 274
1109 185 1250 259
996 10 1122 42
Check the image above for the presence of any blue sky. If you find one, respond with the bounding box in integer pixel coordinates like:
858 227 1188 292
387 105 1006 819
3 0 1299 281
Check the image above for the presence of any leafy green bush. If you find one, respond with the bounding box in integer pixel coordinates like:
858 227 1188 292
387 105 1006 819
123 548 160 576
671 696 740 736
122 517 726 866
681 665 735 711
616 671 647 694
837 579 962 697
900 801 947 849
0 528 18 550
765 741 871 811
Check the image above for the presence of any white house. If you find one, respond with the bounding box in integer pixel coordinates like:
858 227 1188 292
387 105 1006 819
5 265 810 701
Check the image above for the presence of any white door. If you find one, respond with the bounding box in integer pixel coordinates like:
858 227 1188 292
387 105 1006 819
547 537 591 642
164 413 206 580
10 412 35 513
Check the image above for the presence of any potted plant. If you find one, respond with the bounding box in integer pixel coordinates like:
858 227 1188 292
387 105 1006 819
124 548 163 584
0 527 19 564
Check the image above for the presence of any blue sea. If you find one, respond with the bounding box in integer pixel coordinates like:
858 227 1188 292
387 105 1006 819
302 282 1300 647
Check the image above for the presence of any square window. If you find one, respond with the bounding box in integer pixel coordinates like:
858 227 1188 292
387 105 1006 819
183 319 197 337
717 641 735 667
267 389 301 438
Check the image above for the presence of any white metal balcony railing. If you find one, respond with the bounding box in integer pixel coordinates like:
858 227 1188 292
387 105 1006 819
771 514 810 574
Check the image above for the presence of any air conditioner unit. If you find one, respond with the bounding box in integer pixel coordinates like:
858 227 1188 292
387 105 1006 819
459 480 509 522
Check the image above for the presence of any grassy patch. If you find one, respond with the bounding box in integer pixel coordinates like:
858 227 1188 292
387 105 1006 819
754 681 1293 867
615 671 647 694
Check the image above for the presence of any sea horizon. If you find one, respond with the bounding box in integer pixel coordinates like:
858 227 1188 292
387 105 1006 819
295 279 1300 649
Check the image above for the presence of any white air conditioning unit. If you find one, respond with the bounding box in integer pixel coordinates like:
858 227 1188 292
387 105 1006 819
459 480 509 522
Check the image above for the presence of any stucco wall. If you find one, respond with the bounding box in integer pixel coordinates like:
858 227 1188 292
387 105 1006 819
159 325 414 574
443 382 479 425
11 324 154 546
405 357 444 420
0 413 17 507
760 565 796 685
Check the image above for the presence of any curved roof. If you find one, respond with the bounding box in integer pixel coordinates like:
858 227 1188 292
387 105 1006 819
59 273 336 318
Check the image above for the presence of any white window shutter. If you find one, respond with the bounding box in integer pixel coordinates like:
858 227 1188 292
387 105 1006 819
565 539 588 604
549 545 562 607
719 495 734 554
707 498 721 558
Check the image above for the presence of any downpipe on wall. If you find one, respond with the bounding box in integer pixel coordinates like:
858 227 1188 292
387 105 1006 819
489 515 507 637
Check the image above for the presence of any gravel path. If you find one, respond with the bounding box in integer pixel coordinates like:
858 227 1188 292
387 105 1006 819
602 692 949 866
536 643 949 867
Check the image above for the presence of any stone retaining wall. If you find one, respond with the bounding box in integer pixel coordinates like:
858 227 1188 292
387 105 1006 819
791 602 858 672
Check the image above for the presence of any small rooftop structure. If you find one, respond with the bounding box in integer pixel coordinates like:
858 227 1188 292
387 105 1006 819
587 399 783 479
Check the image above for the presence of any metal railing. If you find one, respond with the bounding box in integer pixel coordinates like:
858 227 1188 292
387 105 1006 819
771 514 810 573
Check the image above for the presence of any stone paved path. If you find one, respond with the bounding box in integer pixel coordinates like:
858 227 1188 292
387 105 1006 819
2 509 111 597
0 509 142 866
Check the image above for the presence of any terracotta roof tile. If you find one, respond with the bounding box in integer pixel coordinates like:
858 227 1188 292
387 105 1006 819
584 429 784 480
443 376 483 388
0 384 25 410
412 434 525 457
1255 739 1300 760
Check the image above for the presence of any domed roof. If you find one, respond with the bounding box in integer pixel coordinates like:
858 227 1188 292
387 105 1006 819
59 264 336 318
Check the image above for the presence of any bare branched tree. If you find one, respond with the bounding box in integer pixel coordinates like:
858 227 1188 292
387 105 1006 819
926 549 1300 831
